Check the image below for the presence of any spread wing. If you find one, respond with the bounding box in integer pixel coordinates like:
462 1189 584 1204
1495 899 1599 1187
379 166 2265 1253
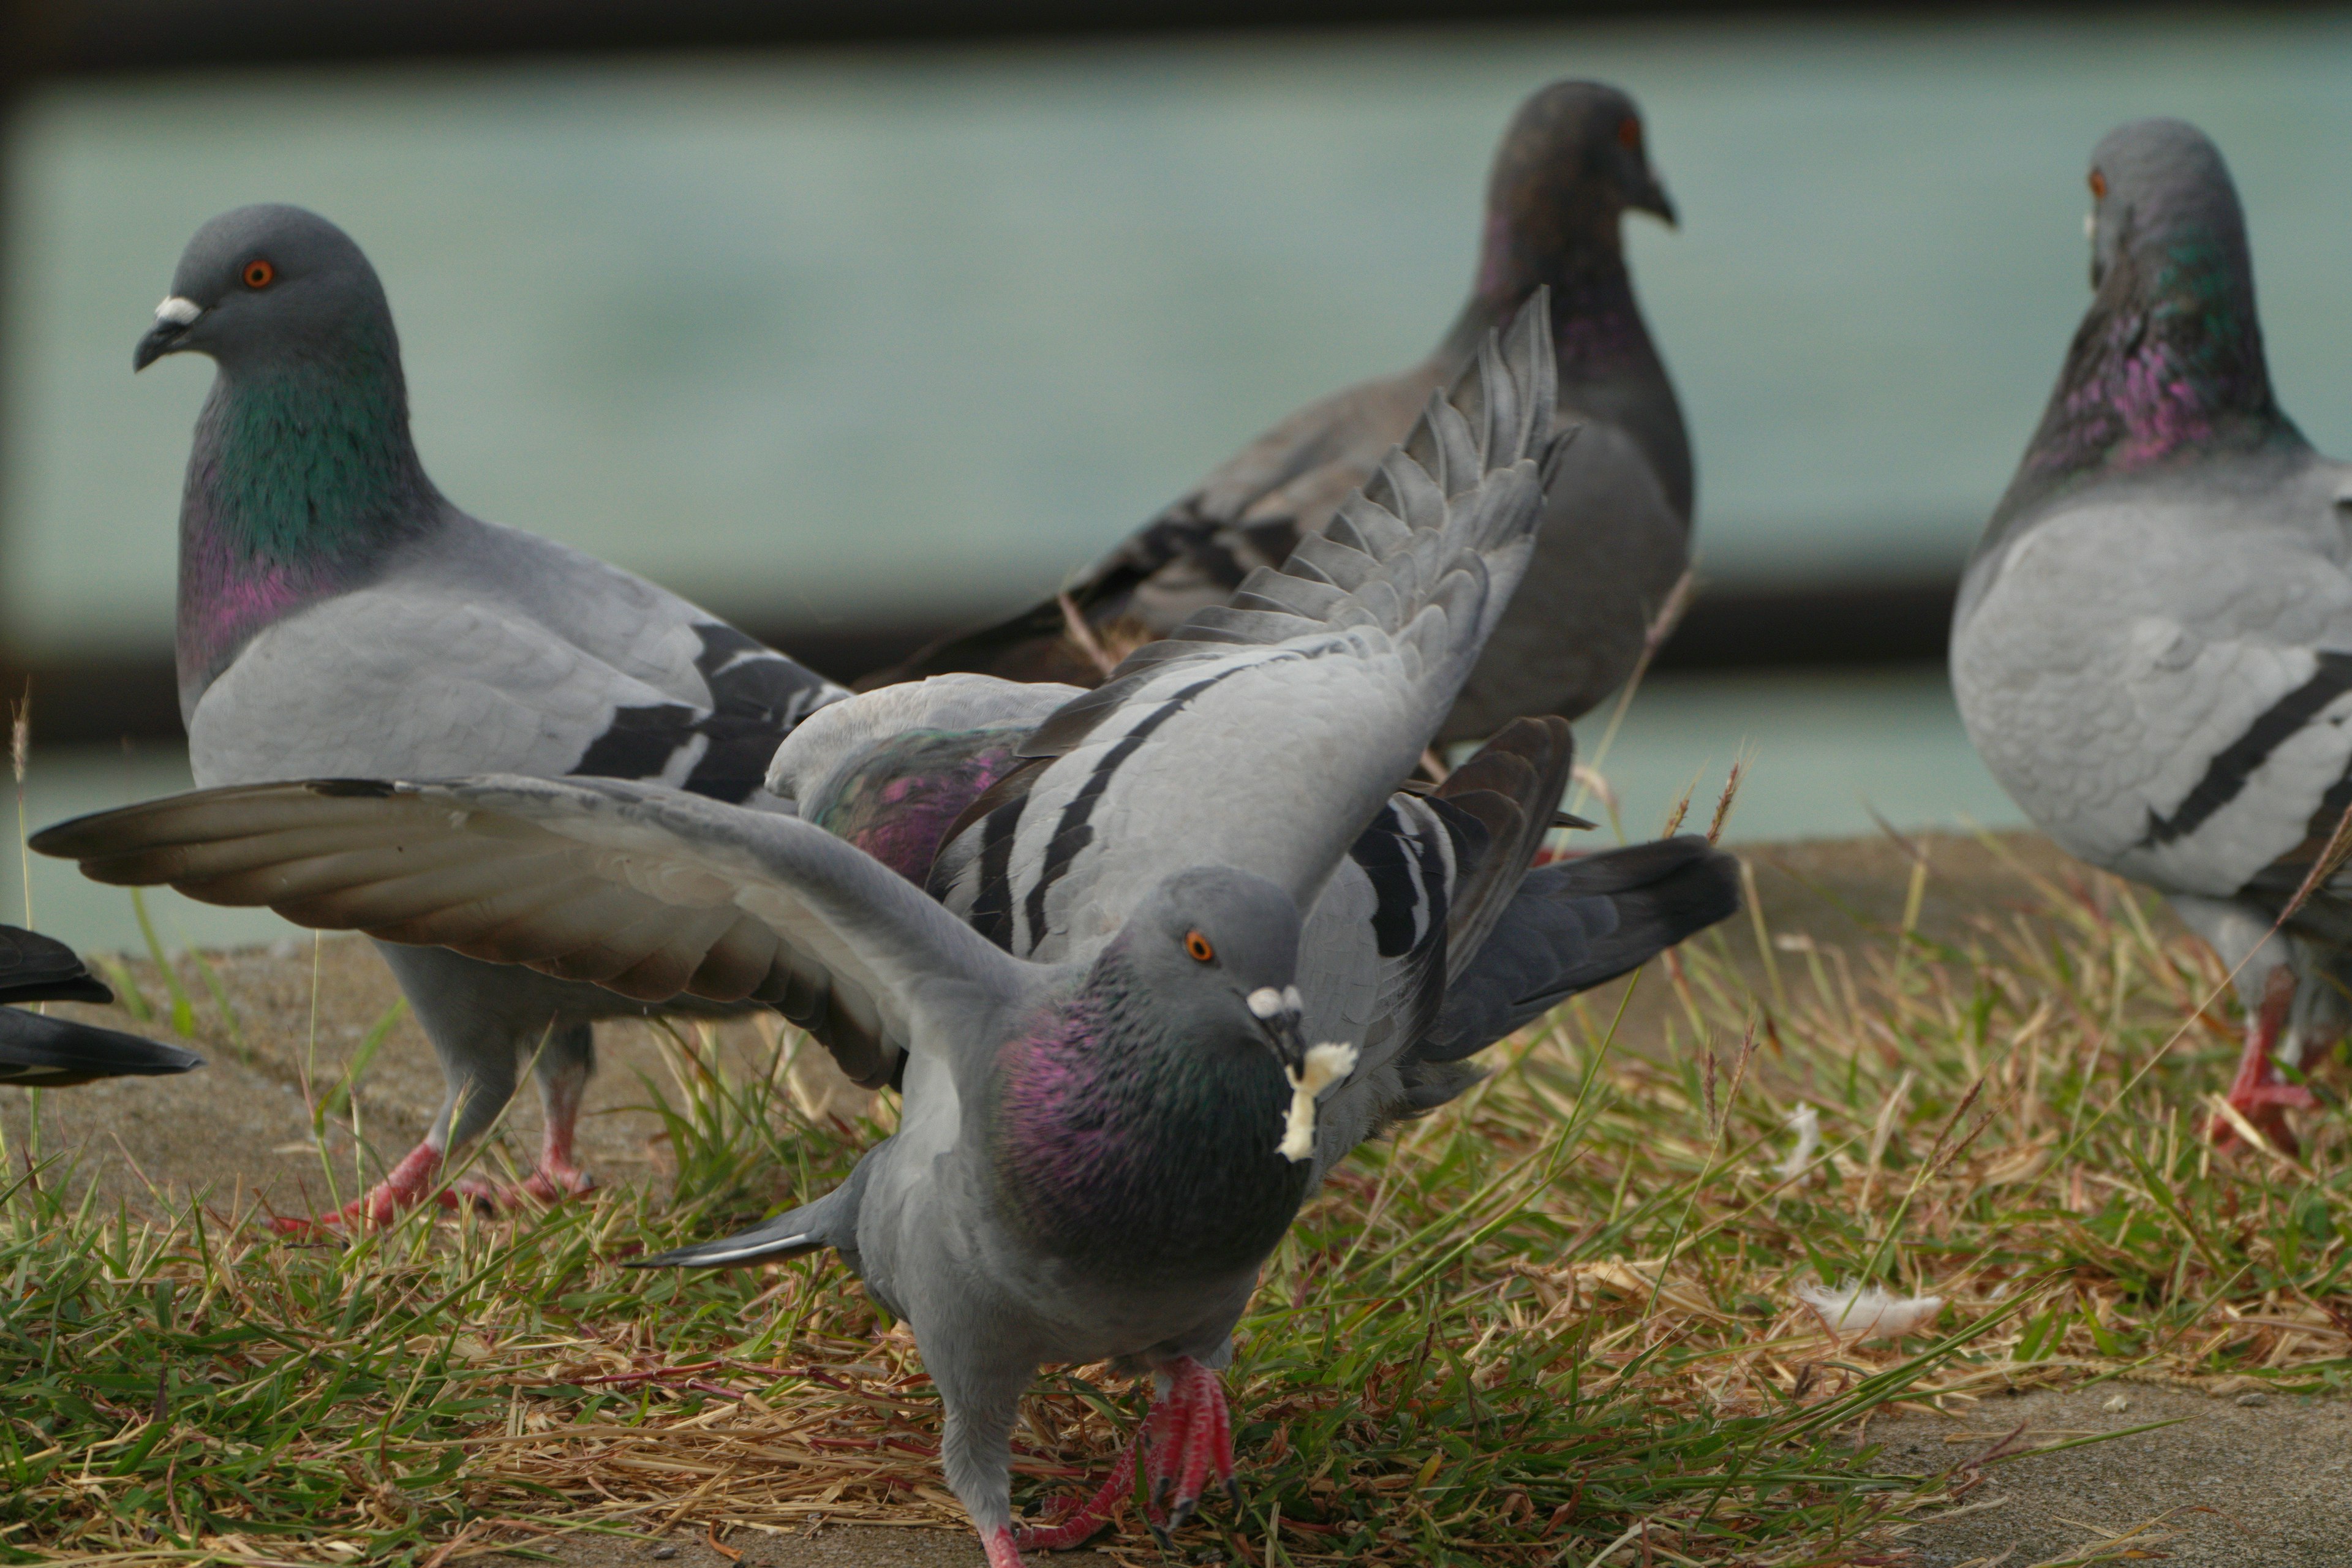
932 293 1567 963
31 775 1036 1090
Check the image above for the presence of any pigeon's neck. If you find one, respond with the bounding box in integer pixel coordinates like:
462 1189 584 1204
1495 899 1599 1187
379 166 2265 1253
177 342 442 701
1994 230 2302 533
810 729 1034 886
992 975 1308 1284
1441 211 1694 521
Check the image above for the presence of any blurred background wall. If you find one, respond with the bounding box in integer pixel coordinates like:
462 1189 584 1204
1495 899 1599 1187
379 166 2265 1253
3 2 2349 945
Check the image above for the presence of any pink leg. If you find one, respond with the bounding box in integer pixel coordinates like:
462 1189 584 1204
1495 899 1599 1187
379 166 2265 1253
452 1064 600 1211
1016 1357 1239 1555
980 1526 1028 1568
516 1082 598 1202
2214 969 2317 1155
508 1038 598 1204
271 1140 453 1234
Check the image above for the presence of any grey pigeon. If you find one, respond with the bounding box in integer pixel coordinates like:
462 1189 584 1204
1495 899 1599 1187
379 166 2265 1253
876 79 1692 743
1 925 203 1086
134 205 847 1224
1951 119 2352 1155
39 293 1740 1562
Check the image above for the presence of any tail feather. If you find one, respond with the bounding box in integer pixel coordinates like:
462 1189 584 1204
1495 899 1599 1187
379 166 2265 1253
1415 835 1741 1066
0 1009 202 1087
630 1165 865 1269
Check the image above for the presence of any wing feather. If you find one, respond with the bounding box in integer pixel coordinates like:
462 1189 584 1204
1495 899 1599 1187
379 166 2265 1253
32 776 1038 1090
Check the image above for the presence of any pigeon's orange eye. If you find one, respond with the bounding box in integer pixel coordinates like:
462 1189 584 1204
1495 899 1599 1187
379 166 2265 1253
242 258 276 289
1184 930 1215 963
1616 116 1642 150
2089 169 2107 200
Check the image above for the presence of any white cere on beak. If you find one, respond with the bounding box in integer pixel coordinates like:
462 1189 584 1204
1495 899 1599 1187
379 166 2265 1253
1278 1041 1359 1163
156 296 202 326
1247 987 1287 1020
2082 211 2097 242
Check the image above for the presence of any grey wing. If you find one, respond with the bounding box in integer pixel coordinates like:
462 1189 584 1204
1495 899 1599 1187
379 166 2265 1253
935 293 1566 962
867 366 1440 688
1444 418 1689 739
1953 479 2352 901
764 674 1081 811
1302 718 1583 1169
191 574 840 809
1102 364 1448 638
31 776 1036 1091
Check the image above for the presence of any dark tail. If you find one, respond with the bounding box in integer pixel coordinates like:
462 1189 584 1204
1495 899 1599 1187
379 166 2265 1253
0 1009 203 1087
1415 835 1741 1067
0 925 115 1006
630 1163 867 1268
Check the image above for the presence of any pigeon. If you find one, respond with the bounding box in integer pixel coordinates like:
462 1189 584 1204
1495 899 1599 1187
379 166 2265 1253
39 293 1741 1562
133 204 848 1224
875 79 1692 743
1951 118 2352 1155
1 925 203 1086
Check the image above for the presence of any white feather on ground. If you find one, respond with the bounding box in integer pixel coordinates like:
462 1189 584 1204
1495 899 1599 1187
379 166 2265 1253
1795 1281 1945 1341
1774 1103 1821 1182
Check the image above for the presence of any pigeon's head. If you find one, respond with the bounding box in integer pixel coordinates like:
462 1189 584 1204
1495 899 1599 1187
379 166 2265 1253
1487 79 1676 248
1114 867 1310 1074
135 205 395 374
2083 119 2248 292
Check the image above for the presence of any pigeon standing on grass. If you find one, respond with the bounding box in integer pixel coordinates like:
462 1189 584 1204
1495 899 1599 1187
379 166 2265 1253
40 295 1741 1562
1 925 202 1085
1951 119 2352 1155
132 205 846 1224
878 79 1693 742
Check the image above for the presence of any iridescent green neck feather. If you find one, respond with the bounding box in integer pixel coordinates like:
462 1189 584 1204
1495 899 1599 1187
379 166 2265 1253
178 322 440 704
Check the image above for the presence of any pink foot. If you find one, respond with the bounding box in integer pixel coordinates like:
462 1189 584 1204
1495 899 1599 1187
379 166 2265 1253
2212 971 2317 1156
271 1142 454 1234
1014 1441 1137 1552
508 1081 599 1205
981 1525 1028 1568
517 1155 597 1204
1013 1358 1237 1553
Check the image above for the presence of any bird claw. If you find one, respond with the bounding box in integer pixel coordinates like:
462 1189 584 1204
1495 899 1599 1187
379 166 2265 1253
264 1144 600 1233
268 1142 453 1232
2212 1003 2318 1156
1014 1357 1237 1554
1137 1357 1237 1540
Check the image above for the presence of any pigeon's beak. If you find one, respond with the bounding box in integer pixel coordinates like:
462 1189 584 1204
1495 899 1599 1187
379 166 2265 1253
134 296 202 371
1629 173 1678 230
1247 984 1308 1074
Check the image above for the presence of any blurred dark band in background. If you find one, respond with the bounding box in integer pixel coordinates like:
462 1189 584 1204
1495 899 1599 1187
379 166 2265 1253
6 577 1959 745
12 1 2244 75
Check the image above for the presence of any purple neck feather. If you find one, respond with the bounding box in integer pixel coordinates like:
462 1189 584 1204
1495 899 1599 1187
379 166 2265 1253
992 974 1304 1283
1989 227 2300 538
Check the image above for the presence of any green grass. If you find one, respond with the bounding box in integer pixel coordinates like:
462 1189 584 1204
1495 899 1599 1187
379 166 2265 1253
1 838 2346 1566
